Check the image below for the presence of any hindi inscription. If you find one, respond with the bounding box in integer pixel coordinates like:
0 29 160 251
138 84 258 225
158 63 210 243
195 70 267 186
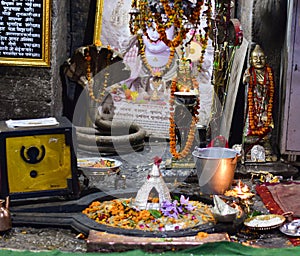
0 0 50 66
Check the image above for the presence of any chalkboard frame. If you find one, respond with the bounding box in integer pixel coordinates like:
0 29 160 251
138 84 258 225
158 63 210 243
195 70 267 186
0 0 51 67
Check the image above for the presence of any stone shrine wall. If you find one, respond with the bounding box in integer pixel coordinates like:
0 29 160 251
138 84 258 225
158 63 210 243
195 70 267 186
0 0 287 144
0 0 93 121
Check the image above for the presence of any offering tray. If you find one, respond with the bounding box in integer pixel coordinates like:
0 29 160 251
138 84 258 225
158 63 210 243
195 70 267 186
244 214 285 231
77 157 122 174
77 157 123 188
10 189 242 239
280 219 300 237
81 196 216 234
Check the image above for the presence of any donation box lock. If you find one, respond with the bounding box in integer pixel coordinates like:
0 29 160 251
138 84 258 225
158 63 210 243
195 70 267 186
0 117 79 199
20 145 46 164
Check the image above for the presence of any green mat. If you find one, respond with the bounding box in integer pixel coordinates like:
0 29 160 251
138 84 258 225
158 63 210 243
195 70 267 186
0 241 299 256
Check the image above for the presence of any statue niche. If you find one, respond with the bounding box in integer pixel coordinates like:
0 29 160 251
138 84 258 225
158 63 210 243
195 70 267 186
242 44 276 162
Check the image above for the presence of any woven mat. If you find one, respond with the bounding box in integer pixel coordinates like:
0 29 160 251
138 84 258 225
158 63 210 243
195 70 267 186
256 182 300 246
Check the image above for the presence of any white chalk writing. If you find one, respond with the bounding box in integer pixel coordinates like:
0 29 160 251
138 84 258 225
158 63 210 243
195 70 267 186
0 0 43 59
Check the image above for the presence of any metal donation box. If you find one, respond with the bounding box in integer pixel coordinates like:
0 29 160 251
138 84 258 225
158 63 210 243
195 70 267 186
0 117 79 199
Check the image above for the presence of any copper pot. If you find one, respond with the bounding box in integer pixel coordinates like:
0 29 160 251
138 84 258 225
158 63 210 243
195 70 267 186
192 147 240 194
0 196 12 232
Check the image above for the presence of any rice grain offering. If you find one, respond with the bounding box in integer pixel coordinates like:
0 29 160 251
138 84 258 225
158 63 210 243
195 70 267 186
244 214 285 230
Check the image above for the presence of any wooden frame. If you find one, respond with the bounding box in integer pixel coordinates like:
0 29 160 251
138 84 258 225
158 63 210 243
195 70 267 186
93 0 133 51
93 0 104 43
0 0 51 67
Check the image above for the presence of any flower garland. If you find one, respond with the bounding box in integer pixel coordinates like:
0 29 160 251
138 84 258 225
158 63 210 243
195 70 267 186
247 65 274 136
169 77 200 160
129 0 206 48
139 0 186 48
156 0 204 48
85 45 111 103
198 0 212 71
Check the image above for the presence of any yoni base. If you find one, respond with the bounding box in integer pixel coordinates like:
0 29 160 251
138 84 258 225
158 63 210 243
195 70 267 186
87 230 230 252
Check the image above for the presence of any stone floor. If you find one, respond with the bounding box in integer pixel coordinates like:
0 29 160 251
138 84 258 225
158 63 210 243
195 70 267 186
0 180 295 253
0 227 87 253
0 143 298 253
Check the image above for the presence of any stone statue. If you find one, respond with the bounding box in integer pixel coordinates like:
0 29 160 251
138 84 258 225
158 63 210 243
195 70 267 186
63 44 146 155
242 44 276 162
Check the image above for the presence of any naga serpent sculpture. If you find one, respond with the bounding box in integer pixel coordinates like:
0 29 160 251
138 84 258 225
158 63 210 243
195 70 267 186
63 44 146 155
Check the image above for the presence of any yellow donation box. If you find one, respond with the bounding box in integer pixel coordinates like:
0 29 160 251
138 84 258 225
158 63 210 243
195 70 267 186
0 117 79 200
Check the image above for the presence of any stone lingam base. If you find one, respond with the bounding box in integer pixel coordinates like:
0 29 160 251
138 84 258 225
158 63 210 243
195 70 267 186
86 230 230 253
10 189 242 251
236 161 299 179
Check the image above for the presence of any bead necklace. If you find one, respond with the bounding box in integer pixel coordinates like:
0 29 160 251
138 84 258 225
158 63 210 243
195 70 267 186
247 65 274 136
85 46 111 103
138 35 176 77
169 77 200 160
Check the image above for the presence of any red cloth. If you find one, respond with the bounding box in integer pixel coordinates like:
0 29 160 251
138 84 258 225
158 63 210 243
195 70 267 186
256 182 300 246
267 182 300 217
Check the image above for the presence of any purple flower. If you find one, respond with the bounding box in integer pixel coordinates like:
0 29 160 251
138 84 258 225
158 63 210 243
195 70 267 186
159 226 165 231
161 200 179 219
160 195 195 219
180 195 195 212
180 195 189 205
177 205 184 214
185 203 195 212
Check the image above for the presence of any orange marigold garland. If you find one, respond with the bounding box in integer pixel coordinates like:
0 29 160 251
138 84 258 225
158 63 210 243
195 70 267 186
129 0 206 49
247 65 274 136
85 45 111 103
169 77 200 160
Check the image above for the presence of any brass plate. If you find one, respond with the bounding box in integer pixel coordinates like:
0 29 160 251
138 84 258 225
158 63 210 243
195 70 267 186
77 157 122 175
244 214 285 231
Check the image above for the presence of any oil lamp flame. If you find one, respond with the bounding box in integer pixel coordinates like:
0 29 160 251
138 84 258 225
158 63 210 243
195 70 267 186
224 180 255 200
236 180 242 194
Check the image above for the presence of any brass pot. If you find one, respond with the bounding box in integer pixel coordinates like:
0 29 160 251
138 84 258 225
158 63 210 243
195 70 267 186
0 196 11 232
